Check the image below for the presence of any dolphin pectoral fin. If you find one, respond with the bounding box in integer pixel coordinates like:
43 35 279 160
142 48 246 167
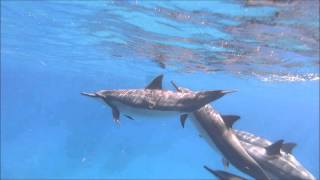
104 99 120 125
170 81 191 93
266 140 284 155
222 158 229 169
221 115 240 128
203 165 216 175
145 74 163 89
282 142 297 154
180 114 188 128
111 106 120 124
204 166 246 180
123 114 135 120
171 81 182 92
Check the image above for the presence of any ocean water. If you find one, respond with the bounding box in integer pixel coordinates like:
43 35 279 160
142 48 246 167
1 0 319 179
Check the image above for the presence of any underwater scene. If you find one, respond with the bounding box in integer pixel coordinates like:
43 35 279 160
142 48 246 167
1 0 319 179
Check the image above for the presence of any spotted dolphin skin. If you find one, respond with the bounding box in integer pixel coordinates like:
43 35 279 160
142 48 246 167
204 165 246 180
81 75 234 124
170 81 270 180
233 129 298 153
233 129 316 180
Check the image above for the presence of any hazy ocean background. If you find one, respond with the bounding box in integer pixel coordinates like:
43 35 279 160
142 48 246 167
1 0 319 179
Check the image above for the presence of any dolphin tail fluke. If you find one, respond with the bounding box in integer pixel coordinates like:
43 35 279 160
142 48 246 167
81 92 97 97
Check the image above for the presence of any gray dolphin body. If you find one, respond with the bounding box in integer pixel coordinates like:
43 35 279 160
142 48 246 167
81 75 233 124
234 130 316 180
170 82 270 180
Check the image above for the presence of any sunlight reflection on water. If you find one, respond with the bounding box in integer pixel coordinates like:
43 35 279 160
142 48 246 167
79 0 319 82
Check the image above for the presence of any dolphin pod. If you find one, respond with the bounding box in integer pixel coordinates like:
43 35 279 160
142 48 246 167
82 75 315 179
170 81 269 180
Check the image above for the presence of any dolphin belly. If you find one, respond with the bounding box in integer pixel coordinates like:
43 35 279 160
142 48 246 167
190 114 220 153
112 101 179 119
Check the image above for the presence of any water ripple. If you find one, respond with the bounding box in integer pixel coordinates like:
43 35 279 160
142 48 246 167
80 0 319 82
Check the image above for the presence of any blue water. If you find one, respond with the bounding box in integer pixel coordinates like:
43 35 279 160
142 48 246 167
1 0 319 179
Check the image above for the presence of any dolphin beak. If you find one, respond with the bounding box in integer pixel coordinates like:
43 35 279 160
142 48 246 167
81 92 97 97
221 89 237 94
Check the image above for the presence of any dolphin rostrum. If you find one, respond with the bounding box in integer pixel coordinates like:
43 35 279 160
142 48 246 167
81 75 234 124
233 129 316 180
204 165 246 180
170 81 270 180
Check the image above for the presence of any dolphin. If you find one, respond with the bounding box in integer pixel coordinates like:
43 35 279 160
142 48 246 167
81 75 234 124
233 129 316 180
233 129 297 152
170 81 270 180
204 165 247 180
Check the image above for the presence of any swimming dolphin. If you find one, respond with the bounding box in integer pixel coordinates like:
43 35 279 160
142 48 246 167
233 129 316 180
170 81 270 180
204 165 247 180
81 75 234 124
233 129 297 152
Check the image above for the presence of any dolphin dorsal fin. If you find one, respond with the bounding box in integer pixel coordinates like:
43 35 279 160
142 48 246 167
282 142 297 154
266 140 284 155
145 74 163 89
221 115 240 128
